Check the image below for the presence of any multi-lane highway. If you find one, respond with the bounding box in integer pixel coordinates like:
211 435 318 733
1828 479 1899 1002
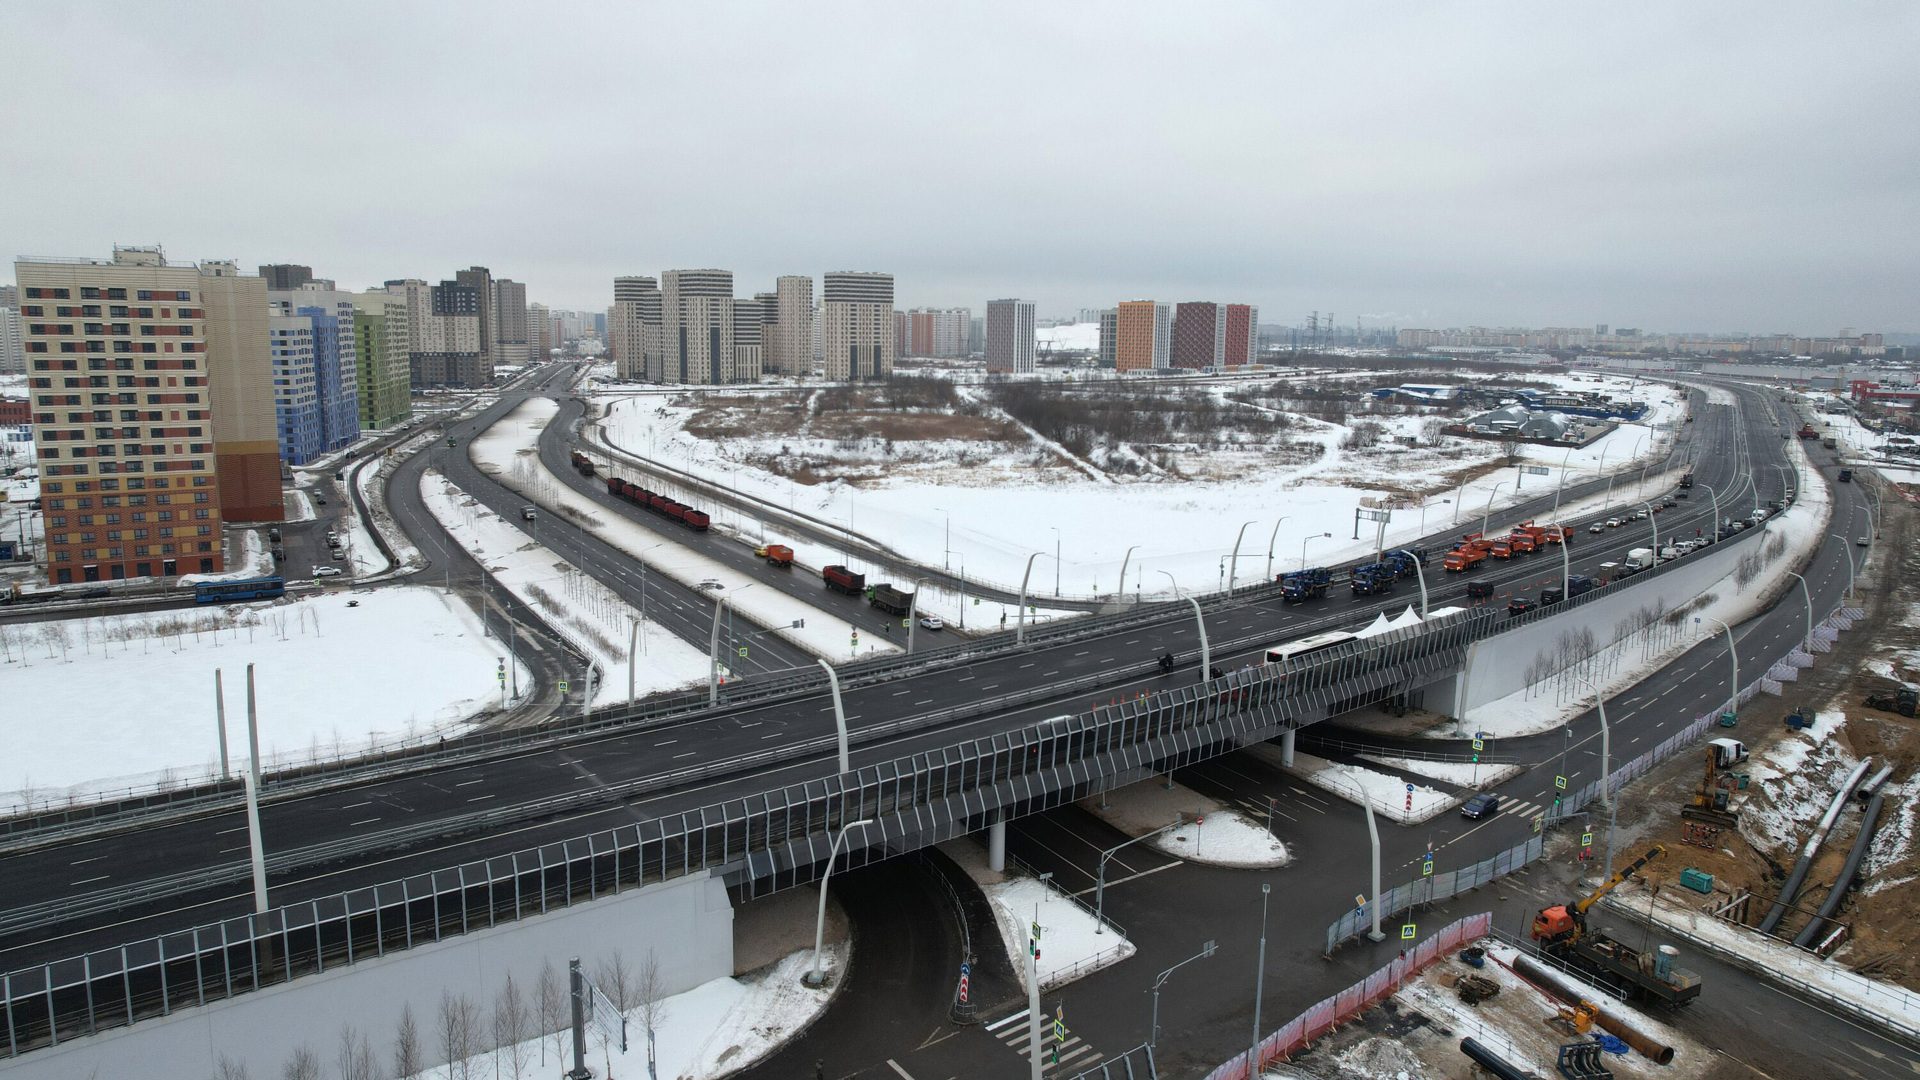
0 375 1795 977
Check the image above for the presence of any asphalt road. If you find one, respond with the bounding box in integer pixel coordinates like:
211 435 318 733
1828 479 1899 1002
0 377 1791 972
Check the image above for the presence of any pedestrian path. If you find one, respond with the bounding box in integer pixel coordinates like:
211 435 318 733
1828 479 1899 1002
985 1007 1105 1075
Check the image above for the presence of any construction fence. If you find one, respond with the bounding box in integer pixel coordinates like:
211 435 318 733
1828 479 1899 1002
1324 837 1542 955
1208 912 1494 1080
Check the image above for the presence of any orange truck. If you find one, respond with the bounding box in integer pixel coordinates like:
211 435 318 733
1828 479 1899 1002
1489 538 1515 559
1542 524 1571 545
755 543 794 569
1510 524 1548 553
1444 534 1491 571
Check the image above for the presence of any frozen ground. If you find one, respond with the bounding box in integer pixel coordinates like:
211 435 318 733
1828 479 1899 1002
1602 883 1920 1043
473 397 896 663
986 874 1136 992
594 372 1684 602
0 586 526 810
422 469 709 705
1260 749 1456 824
1080 778 1287 867
1357 754 1523 790
1739 709 1856 854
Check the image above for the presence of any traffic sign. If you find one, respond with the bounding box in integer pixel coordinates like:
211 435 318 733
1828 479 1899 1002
737 646 748 657
1031 921 1042 941
1471 738 1484 752
558 680 570 693
1401 923 1417 940
1422 858 1433 877
1523 465 1550 476
1555 775 1567 790
1581 831 1594 847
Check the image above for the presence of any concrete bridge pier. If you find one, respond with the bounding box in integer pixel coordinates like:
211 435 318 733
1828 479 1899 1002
1280 728 1296 767
988 814 1007 872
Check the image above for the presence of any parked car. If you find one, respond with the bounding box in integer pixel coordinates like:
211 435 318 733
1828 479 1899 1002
1858 536 1871 547
330 548 345 561
312 565 343 578
918 615 944 631
1460 793 1500 820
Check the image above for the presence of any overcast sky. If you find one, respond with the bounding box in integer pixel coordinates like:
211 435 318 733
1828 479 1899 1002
4 2 1915 334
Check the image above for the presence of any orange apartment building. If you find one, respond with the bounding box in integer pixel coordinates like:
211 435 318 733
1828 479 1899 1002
17 247 281 585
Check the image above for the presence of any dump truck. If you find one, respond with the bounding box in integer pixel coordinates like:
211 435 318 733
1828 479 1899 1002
1678 472 1694 489
868 582 914 616
1443 542 1488 572
1489 538 1515 559
569 451 596 476
822 564 865 596
1543 524 1571 545
1798 424 1818 439
1532 846 1704 1006
755 543 794 569
1280 567 1332 602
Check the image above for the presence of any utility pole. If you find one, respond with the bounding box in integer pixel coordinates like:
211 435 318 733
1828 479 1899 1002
1250 882 1272 1070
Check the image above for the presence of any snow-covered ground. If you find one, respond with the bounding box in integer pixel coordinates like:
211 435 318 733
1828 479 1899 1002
1081 778 1287 867
1262 750 1456 824
281 486 316 523
353 439 428 577
0 586 526 811
1738 708 1857 854
422 469 709 705
473 398 895 663
593 372 1684 603
1357 754 1523 790
986 874 1136 992
177 527 275 586
1037 322 1100 353
1602 883 1920 1044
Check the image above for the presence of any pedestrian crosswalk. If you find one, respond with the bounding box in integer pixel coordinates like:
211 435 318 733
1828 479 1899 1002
985 1007 1104 1075
1497 795 1545 819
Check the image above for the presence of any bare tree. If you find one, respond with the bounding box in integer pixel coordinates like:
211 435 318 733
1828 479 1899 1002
280 1045 320 1080
596 950 634 1014
335 1024 377 1080
439 990 480 1080
393 1003 423 1080
536 961 564 1069
634 949 671 1080
214 1056 251 1080
492 974 532 1080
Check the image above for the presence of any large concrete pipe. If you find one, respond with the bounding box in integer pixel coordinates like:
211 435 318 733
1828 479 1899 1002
1511 953 1677 1065
1459 1038 1534 1080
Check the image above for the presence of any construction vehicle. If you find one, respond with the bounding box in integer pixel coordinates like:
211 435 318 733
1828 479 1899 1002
867 582 915 616
1383 548 1427 577
1798 424 1818 439
1444 535 1491 572
822 564 865 596
755 543 794 569
1489 537 1515 559
569 451 597 476
1678 472 1694 489
1863 686 1919 717
1280 567 1331 602
1683 742 1744 827
1507 526 1542 554
1543 524 1572 546
1550 1000 1600 1035
1350 565 1395 596
1532 846 1704 1006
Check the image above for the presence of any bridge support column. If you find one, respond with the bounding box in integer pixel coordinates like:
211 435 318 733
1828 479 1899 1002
1280 728 1296 768
988 815 1007 873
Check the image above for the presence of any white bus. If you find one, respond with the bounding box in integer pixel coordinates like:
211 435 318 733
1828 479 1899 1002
1264 630 1358 665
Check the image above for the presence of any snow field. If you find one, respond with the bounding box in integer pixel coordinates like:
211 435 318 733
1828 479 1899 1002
0 586 527 811
1258 749 1456 824
986 875 1136 992
1080 778 1287 867
421 469 710 705
592 373 1685 607
1357 754 1523 790
474 398 896 663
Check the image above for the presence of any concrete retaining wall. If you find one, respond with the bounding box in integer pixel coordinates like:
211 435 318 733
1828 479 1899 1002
7 872 733 1079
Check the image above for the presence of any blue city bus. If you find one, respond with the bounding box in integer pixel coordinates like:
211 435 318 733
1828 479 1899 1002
193 576 286 604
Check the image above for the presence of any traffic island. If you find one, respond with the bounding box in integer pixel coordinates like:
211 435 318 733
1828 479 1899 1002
1079 778 1290 868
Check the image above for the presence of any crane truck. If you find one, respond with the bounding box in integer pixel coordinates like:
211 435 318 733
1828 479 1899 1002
1531 845 1703 1006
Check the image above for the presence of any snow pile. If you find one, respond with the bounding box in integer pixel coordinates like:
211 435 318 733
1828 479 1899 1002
282 487 316 523
177 527 274 586
422 469 709 705
474 398 894 663
985 875 1135 991
1358 753 1523 790
353 435 431 576
1267 750 1455 824
1602 885 1920 1043
0 587 526 810
1080 778 1288 868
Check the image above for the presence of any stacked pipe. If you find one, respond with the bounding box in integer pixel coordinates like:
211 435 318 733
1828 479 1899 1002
1793 764 1897 948
1510 954 1677 1065
1759 758 1874 935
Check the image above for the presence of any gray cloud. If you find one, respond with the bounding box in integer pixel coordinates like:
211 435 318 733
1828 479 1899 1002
3 1 1914 333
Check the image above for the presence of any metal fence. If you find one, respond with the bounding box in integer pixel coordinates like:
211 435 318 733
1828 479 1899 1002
1325 838 1542 955
1067 1043 1158 1080
0 611 1485 1060
1211 912 1495 1080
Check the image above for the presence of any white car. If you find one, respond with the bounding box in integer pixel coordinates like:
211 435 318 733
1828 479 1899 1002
1605 518 1622 528
1589 523 1606 534
918 615 944 631
312 565 343 578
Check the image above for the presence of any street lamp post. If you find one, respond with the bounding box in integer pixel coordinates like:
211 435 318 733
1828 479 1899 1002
1250 882 1272 1072
1263 517 1290 582
1116 545 1140 603
1393 549 1429 617
1480 481 1509 536
817 659 851 774
1699 484 1722 539
804 819 874 987
1831 533 1857 601
1642 501 1658 558
1786 571 1815 651
937 506 950 571
1051 527 1061 598
708 585 752 705
1704 617 1738 720
1551 445 1575 519
1016 551 1044 645
1187 597 1211 681
1571 675 1617 879
1300 531 1332 572
1227 520 1256 593
1148 941 1218 1051
1094 820 1185 933
906 577 926 654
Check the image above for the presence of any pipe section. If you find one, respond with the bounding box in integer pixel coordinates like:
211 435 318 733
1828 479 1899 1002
1511 954 1677 1065
1794 767 1898 948
1760 758 1873 934
1459 1038 1533 1080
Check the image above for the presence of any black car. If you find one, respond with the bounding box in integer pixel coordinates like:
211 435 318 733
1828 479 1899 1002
1460 793 1499 820
1507 597 1536 617
1467 581 1494 600
1539 585 1564 604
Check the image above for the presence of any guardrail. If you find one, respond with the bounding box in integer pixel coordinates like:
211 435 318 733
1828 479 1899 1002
0 608 1486 1059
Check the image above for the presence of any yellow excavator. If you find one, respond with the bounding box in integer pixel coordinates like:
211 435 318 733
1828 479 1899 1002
1532 845 1703 1006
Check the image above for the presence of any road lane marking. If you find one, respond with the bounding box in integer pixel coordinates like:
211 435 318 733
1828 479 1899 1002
350 817 381 827
468 794 495 802
71 875 111 886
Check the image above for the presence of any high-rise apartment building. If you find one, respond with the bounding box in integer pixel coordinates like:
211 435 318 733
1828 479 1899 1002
1172 302 1219 369
609 275 663 381
353 290 412 429
660 269 735 384
16 247 282 583
410 280 488 387
493 278 529 367
256 264 313 291
894 308 970 359
527 302 552 361
0 302 24 375
455 266 494 367
732 298 765 382
821 272 894 381
1115 299 1171 373
267 285 361 463
985 299 1036 374
765 275 814 375
1098 308 1118 368
1222 303 1259 366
